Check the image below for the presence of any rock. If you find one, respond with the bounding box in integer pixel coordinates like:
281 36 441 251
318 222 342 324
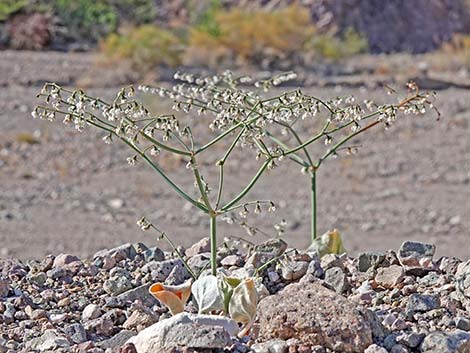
84 317 115 336
0 279 10 298
245 239 288 268
252 339 288 353
116 284 159 307
143 247 165 262
142 259 189 283
268 271 280 283
221 254 243 267
52 253 80 268
64 323 87 344
25 329 70 351
365 344 389 353
324 266 349 293
320 254 345 271
456 317 470 332
396 332 425 348
358 252 385 272
187 254 211 273
398 241 435 268
456 260 470 299
280 261 309 281
126 312 238 351
421 330 470 353
108 198 124 209
185 237 210 257
374 265 405 289
98 330 136 349
122 309 158 332
104 276 133 296
82 304 102 321
257 282 373 352
406 293 440 315
390 344 408 353
119 342 138 353
27 272 47 286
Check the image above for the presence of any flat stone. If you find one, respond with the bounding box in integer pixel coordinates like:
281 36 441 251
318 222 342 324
421 330 470 353
456 260 470 299
25 329 70 351
82 304 102 321
374 265 405 289
122 309 158 332
220 254 243 267
280 261 309 281
64 323 87 344
320 254 345 271
116 284 158 307
406 293 440 315
27 272 47 286
324 266 349 293
257 282 373 352
98 330 136 349
104 276 133 296
398 241 435 268
52 254 80 268
358 252 385 272
252 339 288 353
365 344 389 353
185 237 210 257
127 312 238 352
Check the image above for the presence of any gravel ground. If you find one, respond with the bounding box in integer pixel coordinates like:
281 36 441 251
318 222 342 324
0 50 469 260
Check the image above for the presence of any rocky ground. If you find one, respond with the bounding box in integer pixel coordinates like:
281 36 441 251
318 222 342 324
0 50 469 260
1 238 470 352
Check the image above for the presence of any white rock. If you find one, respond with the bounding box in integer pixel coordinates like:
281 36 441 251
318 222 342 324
127 312 239 352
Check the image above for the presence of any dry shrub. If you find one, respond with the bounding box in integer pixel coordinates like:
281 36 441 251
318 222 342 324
185 4 315 68
7 12 52 50
100 25 183 76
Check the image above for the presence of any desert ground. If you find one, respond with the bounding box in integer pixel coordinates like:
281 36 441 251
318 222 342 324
1 50 469 260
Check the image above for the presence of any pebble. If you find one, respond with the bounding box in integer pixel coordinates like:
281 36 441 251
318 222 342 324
375 265 405 289
82 304 102 321
185 237 210 257
324 266 349 293
358 252 385 272
280 261 309 281
103 277 133 296
406 293 440 315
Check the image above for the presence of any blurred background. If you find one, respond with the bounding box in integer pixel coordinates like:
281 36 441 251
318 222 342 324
0 0 469 260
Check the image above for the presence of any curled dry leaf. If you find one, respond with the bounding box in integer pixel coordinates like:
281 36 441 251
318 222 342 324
148 279 192 315
307 229 346 257
191 275 224 314
228 278 258 337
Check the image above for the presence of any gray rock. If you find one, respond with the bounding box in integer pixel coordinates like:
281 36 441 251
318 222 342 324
456 317 470 332
82 304 102 321
257 282 373 352
143 247 165 262
358 252 386 272
406 293 440 315
252 339 288 353
187 254 211 273
365 344 389 353
64 323 87 344
324 266 349 293
421 330 470 353
0 279 9 298
104 276 133 296
280 261 309 281
321 254 345 271
306 257 324 278
27 272 47 287
98 330 136 349
398 241 435 268
84 317 115 336
185 237 210 257
396 332 425 348
116 284 159 307
456 261 470 299
220 254 243 267
245 239 288 269
122 309 158 331
390 344 408 353
25 330 70 351
142 259 189 283
127 312 238 351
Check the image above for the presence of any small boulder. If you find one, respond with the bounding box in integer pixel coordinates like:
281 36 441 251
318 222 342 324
421 330 470 353
185 238 210 258
257 282 373 352
374 265 405 289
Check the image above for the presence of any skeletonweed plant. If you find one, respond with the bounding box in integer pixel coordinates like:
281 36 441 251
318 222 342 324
164 72 439 242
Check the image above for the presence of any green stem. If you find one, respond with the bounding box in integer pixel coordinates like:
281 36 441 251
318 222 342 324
210 214 217 276
311 171 317 241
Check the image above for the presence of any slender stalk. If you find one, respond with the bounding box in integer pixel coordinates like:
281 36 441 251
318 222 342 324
190 155 212 211
210 214 217 276
310 171 317 241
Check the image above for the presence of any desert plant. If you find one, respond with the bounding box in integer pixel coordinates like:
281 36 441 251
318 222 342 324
100 25 183 76
166 72 438 242
33 75 280 276
185 4 315 67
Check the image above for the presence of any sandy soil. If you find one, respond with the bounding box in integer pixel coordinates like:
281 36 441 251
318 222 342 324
0 50 469 260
